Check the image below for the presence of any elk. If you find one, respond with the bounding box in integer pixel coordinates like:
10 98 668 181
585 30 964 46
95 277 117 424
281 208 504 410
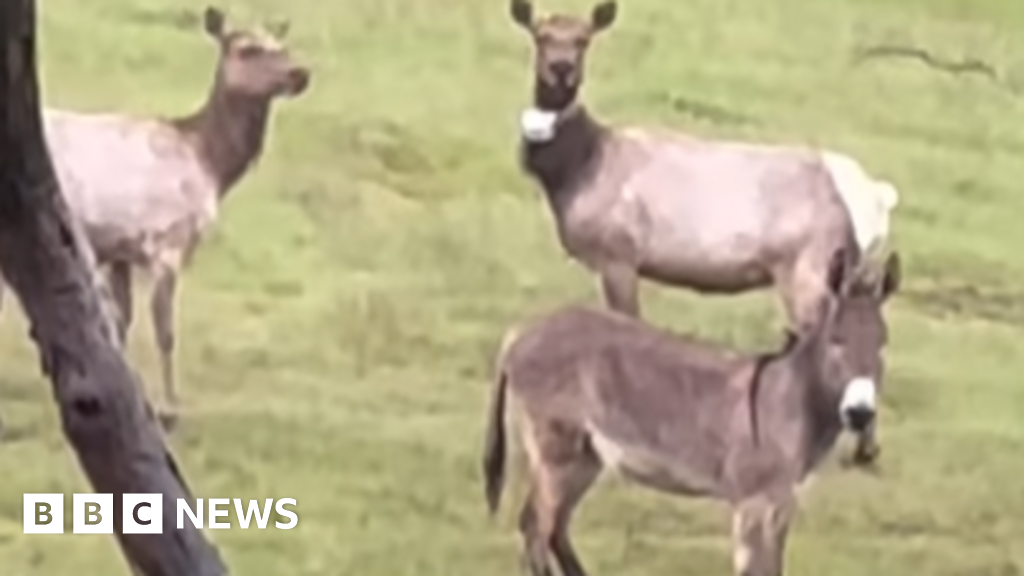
0 6 311 425
508 0 898 463
482 248 900 576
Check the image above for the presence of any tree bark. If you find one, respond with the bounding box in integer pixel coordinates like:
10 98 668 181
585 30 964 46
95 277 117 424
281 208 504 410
0 1 228 575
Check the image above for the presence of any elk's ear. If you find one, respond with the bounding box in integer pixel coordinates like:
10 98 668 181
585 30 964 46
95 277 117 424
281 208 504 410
826 247 848 296
203 6 226 38
591 1 617 32
879 251 901 300
511 0 534 29
267 18 290 39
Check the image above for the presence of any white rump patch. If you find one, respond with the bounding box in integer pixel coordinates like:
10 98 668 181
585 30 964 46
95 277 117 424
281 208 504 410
820 151 899 261
519 107 559 143
839 377 877 416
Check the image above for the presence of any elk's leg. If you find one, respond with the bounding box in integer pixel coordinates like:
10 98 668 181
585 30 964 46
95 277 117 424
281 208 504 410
108 261 133 344
150 262 180 426
730 493 795 576
519 424 601 576
599 264 640 317
774 255 831 336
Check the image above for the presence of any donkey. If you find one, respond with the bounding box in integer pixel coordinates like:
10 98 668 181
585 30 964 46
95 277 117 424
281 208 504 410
481 248 900 576
0 6 310 424
508 0 897 463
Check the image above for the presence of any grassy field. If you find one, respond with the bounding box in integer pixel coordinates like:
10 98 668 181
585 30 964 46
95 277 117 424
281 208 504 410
2 0 1024 573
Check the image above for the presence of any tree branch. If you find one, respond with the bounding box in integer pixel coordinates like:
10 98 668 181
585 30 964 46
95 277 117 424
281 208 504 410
0 1 228 574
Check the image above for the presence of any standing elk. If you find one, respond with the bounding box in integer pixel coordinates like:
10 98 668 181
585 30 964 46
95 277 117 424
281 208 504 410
482 248 900 576
508 0 898 463
0 5 311 425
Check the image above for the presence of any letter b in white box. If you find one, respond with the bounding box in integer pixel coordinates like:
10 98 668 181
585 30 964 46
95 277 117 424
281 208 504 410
123 494 163 534
23 494 64 534
73 493 113 534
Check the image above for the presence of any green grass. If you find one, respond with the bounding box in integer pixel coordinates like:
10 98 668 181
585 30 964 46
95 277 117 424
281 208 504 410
2 0 1024 573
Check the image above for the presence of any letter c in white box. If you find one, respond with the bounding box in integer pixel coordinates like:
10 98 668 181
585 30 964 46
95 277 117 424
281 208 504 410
123 494 163 534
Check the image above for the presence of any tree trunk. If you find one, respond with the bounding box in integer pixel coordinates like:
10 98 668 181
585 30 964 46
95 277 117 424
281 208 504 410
0 1 228 574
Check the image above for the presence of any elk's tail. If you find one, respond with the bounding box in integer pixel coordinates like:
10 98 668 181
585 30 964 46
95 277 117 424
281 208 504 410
482 328 517 515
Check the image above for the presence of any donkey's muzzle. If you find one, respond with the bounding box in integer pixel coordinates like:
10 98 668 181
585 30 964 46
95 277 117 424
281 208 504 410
842 405 875 433
839 377 877 432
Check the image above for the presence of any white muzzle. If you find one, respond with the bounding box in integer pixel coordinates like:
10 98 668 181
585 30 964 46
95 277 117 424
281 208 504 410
520 107 558 143
839 377 877 430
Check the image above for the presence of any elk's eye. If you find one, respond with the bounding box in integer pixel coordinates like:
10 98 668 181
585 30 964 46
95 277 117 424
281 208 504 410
239 45 263 58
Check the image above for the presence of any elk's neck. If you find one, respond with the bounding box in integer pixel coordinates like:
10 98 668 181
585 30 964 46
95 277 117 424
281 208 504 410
519 82 607 206
173 80 272 196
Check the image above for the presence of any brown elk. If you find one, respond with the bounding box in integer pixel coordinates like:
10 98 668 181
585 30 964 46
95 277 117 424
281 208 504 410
0 6 310 425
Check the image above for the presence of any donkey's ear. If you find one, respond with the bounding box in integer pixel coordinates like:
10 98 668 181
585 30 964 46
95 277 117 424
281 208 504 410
826 247 848 296
880 251 901 300
511 0 534 29
591 1 617 32
203 6 226 38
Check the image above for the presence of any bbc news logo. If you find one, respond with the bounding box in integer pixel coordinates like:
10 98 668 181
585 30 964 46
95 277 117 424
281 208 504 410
23 494 298 534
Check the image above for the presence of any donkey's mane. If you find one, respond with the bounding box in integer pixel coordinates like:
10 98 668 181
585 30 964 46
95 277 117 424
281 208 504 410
747 329 801 447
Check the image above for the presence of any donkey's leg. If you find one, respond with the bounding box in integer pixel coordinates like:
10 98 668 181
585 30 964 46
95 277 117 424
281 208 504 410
108 261 133 345
730 493 796 576
598 264 640 317
519 424 601 576
518 487 555 576
149 261 181 426
548 455 601 576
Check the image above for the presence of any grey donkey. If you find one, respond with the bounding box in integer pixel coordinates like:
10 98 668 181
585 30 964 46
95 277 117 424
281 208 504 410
482 247 901 576
0 6 311 425
508 0 898 463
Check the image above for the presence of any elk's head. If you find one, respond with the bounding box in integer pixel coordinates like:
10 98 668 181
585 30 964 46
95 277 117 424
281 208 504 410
510 0 617 111
203 6 311 100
